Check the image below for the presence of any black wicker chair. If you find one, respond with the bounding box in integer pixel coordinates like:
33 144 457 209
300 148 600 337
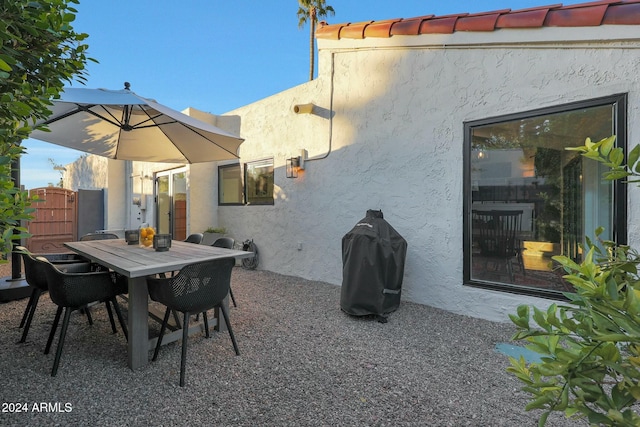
147 258 239 386
212 237 237 307
183 233 203 244
36 257 128 376
79 232 120 241
15 247 91 344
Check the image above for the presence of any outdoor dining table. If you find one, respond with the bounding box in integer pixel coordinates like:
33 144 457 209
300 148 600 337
64 239 254 370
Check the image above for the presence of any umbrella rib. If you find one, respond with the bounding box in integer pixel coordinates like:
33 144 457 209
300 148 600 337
158 122 240 160
83 105 126 128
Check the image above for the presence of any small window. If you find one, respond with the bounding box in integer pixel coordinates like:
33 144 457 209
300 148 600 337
218 164 243 205
464 94 627 298
245 158 274 205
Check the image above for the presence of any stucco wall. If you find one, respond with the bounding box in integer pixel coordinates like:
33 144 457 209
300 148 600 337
218 28 640 322
63 26 640 323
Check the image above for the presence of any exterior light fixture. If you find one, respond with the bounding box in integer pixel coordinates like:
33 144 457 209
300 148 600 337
286 156 301 178
153 234 172 252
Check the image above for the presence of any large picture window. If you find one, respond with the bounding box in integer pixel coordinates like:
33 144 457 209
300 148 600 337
463 95 627 297
245 158 274 205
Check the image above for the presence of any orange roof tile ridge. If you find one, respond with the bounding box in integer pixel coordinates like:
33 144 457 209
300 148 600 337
315 0 640 40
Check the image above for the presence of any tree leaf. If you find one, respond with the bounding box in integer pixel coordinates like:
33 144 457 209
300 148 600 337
0 58 11 72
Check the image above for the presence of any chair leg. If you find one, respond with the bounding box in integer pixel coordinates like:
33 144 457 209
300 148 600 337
202 312 210 338
229 287 237 308
83 305 93 325
219 305 239 356
111 298 128 341
180 311 190 387
51 308 72 376
105 301 117 334
172 310 182 329
18 289 42 343
152 308 171 362
45 306 63 355
19 288 37 328
506 259 514 282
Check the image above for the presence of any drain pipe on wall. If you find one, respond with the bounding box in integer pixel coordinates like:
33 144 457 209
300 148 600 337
295 52 336 167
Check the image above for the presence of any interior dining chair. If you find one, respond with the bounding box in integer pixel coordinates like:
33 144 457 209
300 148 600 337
472 210 524 282
183 233 203 244
37 257 128 376
212 237 237 307
15 247 92 344
147 258 239 387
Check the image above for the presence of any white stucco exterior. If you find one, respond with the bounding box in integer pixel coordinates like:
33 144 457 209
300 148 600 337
64 24 640 322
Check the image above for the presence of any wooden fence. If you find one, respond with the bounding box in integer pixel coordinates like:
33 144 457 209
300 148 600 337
24 187 77 253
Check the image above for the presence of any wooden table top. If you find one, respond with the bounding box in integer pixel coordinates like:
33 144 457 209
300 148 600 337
64 239 254 278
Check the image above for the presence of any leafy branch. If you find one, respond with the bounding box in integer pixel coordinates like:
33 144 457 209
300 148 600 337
509 136 640 426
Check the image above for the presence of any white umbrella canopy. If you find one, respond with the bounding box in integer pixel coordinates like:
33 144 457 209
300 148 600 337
29 84 244 163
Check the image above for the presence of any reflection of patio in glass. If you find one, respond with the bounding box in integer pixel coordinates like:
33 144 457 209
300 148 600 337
468 98 621 295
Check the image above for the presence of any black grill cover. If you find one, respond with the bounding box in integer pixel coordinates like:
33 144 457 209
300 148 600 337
341 210 407 316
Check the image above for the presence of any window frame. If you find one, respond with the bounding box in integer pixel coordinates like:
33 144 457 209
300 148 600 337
462 94 628 299
244 158 275 206
218 163 244 206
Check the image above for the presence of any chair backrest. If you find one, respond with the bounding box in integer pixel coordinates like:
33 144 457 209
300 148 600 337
473 210 523 257
184 233 203 244
16 247 89 291
212 237 235 249
36 257 119 308
79 232 120 241
19 249 51 291
147 258 235 313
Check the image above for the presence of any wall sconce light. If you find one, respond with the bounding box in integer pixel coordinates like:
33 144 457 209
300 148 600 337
286 156 301 178
153 234 172 252
293 103 315 114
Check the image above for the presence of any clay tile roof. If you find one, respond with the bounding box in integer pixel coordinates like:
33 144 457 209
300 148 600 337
315 0 640 40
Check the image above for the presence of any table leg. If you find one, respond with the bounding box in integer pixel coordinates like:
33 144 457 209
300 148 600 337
213 295 229 332
127 276 149 370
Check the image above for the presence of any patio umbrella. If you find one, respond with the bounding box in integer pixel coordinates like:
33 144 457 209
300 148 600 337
29 83 244 163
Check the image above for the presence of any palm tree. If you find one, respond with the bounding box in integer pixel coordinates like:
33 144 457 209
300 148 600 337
297 0 335 81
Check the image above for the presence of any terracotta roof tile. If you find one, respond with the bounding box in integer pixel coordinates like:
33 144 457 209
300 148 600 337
316 1 640 40
545 3 610 26
389 16 434 36
365 18 404 38
456 10 510 31
420 15 467 34
386 16 434 36
496 5 560 28
603 1 640 24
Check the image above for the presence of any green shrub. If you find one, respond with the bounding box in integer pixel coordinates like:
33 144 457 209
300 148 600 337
508 136 640 426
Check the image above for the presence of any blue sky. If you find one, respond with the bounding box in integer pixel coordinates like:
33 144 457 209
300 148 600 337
21 0 586 189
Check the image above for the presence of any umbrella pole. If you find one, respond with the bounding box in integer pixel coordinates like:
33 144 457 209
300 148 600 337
10 155 22 280
0 155 29 303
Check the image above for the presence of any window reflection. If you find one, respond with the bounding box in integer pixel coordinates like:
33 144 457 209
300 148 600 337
468 103 617 294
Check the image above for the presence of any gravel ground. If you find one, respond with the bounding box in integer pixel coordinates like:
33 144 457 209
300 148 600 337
0 259 585 426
